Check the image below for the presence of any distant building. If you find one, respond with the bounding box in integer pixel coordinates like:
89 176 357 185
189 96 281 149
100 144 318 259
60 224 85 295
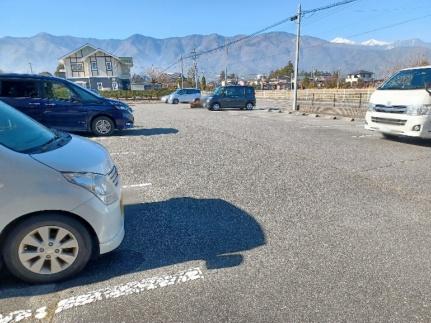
345 70 374 85
59 44 133 91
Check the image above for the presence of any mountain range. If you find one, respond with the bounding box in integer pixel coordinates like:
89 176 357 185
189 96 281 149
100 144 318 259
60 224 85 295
0 32 430 79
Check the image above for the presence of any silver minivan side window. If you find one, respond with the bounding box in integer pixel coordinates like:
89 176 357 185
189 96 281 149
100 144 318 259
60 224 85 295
0 101 56 153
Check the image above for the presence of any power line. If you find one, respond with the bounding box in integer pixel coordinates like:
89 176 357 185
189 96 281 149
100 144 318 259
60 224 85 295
345 13 431 39
160 0 361 73
302 0 360 15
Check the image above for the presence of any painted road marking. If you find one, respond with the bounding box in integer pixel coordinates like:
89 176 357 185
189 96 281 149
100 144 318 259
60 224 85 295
0 267 203 323
122 183 152 189
352 134 377 138
111 152 137 156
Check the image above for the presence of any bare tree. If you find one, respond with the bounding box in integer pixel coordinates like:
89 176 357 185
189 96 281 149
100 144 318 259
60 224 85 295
383 53 431 80
145 67 169 85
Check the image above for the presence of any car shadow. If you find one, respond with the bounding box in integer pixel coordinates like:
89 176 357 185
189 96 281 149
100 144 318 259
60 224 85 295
80 127 179 138
0 197 265 298
381 135 431 147
112 127 179 137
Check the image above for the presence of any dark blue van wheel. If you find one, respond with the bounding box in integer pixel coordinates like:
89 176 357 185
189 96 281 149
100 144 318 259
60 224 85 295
92 116 115 136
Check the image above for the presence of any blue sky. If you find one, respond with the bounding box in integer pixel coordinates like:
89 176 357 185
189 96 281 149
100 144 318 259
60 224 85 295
1 0 431 42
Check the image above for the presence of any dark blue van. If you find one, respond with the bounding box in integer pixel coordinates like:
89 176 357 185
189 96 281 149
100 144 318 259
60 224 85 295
0 74 134 136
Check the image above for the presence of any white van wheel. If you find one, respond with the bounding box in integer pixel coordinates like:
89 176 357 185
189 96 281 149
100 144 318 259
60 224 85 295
2 214 92 284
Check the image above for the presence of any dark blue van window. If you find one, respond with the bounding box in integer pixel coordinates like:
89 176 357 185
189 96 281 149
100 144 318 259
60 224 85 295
0 80 41 98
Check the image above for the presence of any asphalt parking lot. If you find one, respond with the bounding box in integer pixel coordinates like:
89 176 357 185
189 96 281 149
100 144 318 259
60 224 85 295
2 101 431 322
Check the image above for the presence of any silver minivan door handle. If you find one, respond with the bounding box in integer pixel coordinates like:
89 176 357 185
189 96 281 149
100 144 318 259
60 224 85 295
28 102 41 106
45 103 56 107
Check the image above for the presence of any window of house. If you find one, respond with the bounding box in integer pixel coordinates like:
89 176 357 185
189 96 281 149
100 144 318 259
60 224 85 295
91 61 98 71
71 63 84 72
106 61 113 71
0 80 41 98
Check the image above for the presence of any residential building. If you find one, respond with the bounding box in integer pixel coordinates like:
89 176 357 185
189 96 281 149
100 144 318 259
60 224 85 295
345 70 374 85
59 44 133 91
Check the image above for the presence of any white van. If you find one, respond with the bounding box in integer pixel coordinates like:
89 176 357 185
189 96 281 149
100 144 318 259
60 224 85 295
365 66 431 139
0 100 124 283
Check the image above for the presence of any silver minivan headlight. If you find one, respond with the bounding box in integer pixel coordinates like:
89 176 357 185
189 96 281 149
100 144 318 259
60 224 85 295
406 104 431 116
63 172 118 205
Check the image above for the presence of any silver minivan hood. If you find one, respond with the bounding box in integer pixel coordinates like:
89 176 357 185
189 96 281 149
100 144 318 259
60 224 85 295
31 135 114 174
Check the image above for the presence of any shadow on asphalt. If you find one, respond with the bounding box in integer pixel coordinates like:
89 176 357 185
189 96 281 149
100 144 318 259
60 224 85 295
82 127 179 138
0 197 265 298
381 135 431 147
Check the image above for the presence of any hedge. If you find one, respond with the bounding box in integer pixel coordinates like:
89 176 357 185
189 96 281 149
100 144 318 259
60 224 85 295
99 88 175 100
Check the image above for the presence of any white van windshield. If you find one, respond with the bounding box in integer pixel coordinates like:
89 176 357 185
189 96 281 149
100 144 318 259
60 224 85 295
379 68 431 90
0 100 57 153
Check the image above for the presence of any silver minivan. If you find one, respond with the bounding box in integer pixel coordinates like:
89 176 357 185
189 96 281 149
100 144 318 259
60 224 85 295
0 100 124 283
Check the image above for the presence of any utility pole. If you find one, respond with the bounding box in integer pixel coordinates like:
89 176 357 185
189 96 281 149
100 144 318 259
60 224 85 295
191 48 198 89
225 44 228 85
28 62 33 74
292 4 302 111
180 55 184 89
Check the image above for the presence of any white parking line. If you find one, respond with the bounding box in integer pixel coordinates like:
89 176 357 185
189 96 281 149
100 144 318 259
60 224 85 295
122 183 152 189
111 152 137 156
0 267 204 323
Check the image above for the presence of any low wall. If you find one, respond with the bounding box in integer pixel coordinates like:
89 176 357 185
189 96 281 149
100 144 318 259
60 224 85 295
256 89 374 118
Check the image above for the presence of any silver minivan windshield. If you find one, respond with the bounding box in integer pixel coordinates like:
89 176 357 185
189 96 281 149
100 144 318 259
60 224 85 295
0 100 57 153
379 68 431 90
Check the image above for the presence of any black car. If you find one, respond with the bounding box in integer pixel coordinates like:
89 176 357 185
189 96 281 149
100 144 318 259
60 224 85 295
204 86 256 111
0 74 134 136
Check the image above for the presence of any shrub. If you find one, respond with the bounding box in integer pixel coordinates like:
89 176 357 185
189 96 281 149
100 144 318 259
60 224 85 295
99 88 175 100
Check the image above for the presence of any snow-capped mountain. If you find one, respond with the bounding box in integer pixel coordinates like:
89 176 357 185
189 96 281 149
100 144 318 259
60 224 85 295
0 32 430 77
331 38 393 47
331 37 356 45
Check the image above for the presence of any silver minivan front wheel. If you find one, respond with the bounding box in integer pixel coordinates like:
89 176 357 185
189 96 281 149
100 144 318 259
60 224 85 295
18 226 79 275
3 214 92 283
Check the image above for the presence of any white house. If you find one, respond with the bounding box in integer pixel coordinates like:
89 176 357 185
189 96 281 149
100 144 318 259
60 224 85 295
59 44 133 91
345 70 374 85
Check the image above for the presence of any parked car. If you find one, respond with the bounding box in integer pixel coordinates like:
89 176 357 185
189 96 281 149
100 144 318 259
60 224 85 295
365 66 431 139
0 74 134 136
0 100 124 283
160 94 170 103
167 88 201 104
204 86 256 111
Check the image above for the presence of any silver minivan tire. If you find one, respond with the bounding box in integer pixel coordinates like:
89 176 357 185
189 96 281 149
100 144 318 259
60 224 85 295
173 99 179 104
246 102 254 110
2 214 93 284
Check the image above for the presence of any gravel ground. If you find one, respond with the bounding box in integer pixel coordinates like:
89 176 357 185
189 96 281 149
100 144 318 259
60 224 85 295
1 102 431 323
